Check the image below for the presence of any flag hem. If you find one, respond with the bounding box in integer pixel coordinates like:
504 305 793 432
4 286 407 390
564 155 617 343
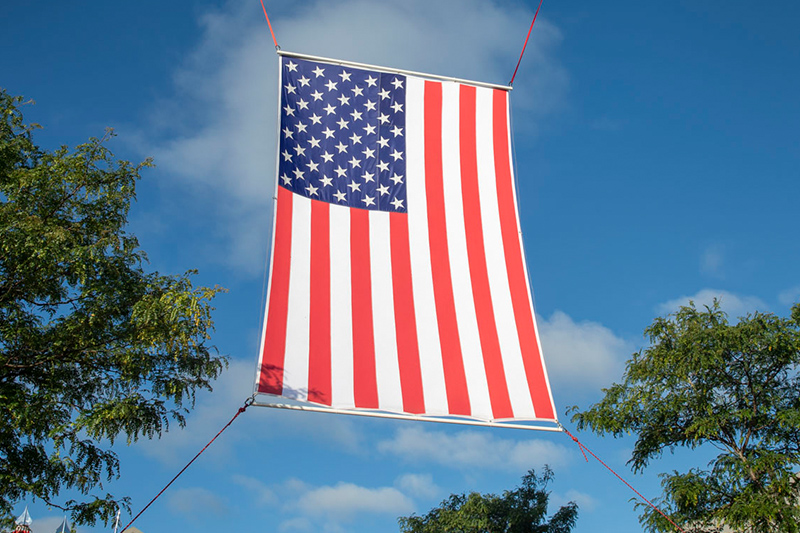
277 50 513 92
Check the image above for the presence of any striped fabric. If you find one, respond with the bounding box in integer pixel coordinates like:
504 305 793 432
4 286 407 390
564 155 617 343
256 55 556 423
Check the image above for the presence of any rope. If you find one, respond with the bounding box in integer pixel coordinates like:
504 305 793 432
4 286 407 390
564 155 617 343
259 0 280 50
560 425 686 533
509 0 545 86
119 396 255 532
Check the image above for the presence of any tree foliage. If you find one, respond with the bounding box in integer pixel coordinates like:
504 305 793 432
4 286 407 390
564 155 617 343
0 90 226 527
398 467 578 533
571 300 800 532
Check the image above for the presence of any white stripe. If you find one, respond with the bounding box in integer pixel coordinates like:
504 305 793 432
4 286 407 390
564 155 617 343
405 77 448 415
440 82 493 420
369 210 404 411
502 99 557 416
329 202 354 408
282 194 311 401
475 87 535 419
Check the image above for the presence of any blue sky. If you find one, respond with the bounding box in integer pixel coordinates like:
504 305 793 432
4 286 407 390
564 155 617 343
3 1 800 532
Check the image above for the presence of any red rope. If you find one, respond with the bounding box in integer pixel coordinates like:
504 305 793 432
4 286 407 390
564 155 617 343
259 0 280 49
561 426 686 533
119 398 253 532
509 0 545 86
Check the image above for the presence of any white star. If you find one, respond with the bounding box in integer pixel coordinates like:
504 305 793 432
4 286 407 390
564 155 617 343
323 103 337 115
391 125 403 137
312 66 325 77
335 166 348 178
391 197 404 210
297 99 309 111
378 113 390 124
350 110 363 122
379 88 391 100
337 94 351 106
322 127 335 139
306 160 320 172
305 183 319 196
284 105 295 116
310 90 324 101
298 75 311 87
293 145 306 156
362 195 376 207
282 150 292 161
337 118 350 130
348 156 362 168
333 190 347 202
390 173 404 185
320 175 333 187
321 151 334 163
284 84 296 94
308 137 321 148
309 113 322 125
351 86 364 97
391 78 403 89
339 70 352 82
362 171 375 183
286 61 297 72
363 123 377 135
293 168 305 180
347 181 361 192
362 147 375 159
281 173 292 185
363 100 377 111
391 101 403 113
377 184 390 196
377 161 390 172
283 127 294 139
377 136 389 148
365 75 378 87
390 149 403 161
335 142 348 153
349 133 362 145
325 79 338 91
296 122 308 133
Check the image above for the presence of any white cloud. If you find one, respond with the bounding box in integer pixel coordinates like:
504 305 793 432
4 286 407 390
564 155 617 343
395 473 441 500
296 482 414 518
655 289 769 318
136 0 567 273
378 426 569 471
231 474 277 505
550 489 597 512
537 311 630 394
778 286 800 307
168 487 228 517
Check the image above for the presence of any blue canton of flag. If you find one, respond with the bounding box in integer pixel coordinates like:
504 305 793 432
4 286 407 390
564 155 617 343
278 57 407 212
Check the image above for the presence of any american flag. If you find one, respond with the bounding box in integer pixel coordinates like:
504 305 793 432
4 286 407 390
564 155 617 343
256 54 556 423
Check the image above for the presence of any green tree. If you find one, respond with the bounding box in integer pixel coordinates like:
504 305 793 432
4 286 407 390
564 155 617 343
571 301 800 533
398 467 578 533
0 90 226 527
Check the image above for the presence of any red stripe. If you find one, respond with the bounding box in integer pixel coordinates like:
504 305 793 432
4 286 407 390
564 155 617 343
424 81 470 416
258 186 293 394
459 86 514 419
390 212 425 414
307 199 331 404
492 89 554 419
350 208 378 408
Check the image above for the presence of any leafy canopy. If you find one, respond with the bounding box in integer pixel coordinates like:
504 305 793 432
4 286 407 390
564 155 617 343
571 301 800 533
398 467 578 533
0 90 226 527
